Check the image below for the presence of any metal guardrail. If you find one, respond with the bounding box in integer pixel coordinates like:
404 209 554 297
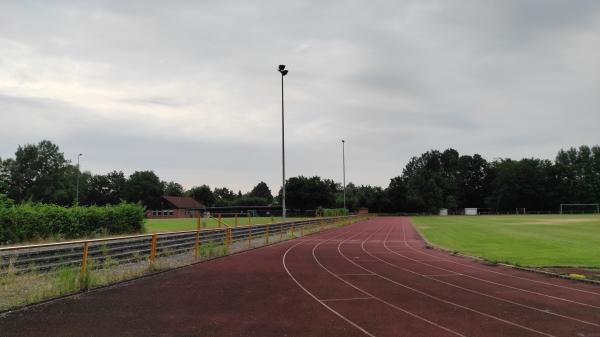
0 216 354 277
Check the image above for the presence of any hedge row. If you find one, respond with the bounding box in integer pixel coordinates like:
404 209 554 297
0 202 145 244
317 207 350 217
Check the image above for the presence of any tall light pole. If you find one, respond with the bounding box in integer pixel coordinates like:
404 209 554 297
342 140 346 210
278 65 289 219
76 153 83 205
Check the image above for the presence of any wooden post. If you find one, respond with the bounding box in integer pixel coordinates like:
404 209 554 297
150 234 158 265
196 213 202 231
218 213 222 228
80 241 89 278
248 213 251 225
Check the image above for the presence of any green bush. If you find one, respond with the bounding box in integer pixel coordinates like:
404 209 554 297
0 202 144 244
316 207 349 217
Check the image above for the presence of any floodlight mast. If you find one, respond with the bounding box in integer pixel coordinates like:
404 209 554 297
76 153 83 205
278 65 288 219
342 140 346 210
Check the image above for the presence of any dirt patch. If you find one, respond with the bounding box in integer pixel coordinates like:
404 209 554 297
542 267 600 281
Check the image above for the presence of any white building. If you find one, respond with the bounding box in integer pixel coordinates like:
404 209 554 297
464 208 478 215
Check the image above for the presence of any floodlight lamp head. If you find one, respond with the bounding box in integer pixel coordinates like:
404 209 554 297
281 69 288 76
278 65 286 71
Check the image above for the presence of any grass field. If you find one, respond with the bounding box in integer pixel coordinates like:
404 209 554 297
144 216 307 233
411 215 600 268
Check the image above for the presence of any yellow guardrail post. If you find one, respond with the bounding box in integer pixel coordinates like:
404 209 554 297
195 230 201 259
248 224 252 249
226 227 232 253
265 224 270 244
150 234 157 267
81 241 89 280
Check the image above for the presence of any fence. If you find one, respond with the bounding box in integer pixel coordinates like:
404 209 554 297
0 216 357 312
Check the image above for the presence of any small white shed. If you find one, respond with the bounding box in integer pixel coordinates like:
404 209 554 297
439 208 448 216
464 208 478 216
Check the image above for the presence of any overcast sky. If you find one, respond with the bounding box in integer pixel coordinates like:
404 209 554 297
1 1 599 192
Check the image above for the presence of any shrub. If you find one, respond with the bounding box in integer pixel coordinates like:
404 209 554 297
316 207 349 217
0 202 144 244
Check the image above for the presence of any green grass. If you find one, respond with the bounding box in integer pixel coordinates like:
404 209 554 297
411 215 600 268
144 216 307 233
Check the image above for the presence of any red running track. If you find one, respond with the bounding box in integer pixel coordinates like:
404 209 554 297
1 217 599 337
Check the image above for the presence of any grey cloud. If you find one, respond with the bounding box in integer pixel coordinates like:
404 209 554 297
1 1 599 190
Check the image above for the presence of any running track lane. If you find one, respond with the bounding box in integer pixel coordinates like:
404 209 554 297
1 217 599 337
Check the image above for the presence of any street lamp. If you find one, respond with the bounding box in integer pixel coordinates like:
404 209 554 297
76 153 83 205
342 140 346 210
278 64 288 219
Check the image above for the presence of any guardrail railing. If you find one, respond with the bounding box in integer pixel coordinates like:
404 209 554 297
0 215 358 312
0 216 355 279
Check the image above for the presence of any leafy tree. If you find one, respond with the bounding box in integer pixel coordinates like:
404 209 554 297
230 195 269 206
455 154 489 208
386 177 408 211
0 194 13 208
5 140 74 205
485 158 555 211
282 176 335 210
124 171 164 208
555 145 600 204
86 171 126 205
186 185 215 207
248 181 273 203
213 187 235 206
164 181 184 197
0 157 9 194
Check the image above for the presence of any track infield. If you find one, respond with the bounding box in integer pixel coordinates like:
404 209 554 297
1 217 599 337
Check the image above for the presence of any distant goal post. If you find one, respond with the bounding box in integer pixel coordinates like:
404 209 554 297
559 204 600 214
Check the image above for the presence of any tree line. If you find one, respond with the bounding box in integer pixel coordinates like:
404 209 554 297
1 140 599 213
0 140 274 209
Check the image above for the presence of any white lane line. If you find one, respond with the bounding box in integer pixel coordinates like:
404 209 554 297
337 273 376 276
404 221 600 297
423 274 463 277
367 226 600 328
341 225 556 337
395 223 600 309
282 225 376 337
321 297 374 302
312 224 468 337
